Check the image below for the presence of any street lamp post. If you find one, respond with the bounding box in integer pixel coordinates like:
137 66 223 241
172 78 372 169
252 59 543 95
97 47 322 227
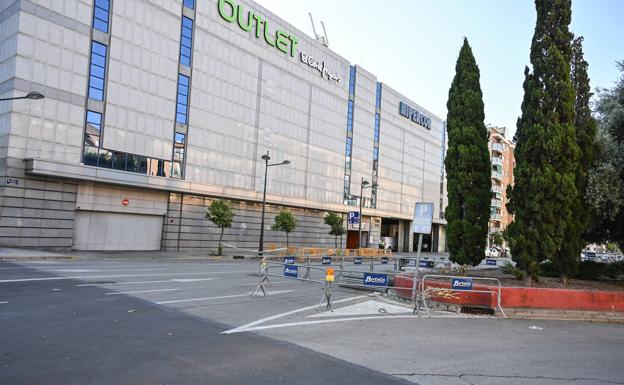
358 177 377 249
0 91 45 102
258 151 290 257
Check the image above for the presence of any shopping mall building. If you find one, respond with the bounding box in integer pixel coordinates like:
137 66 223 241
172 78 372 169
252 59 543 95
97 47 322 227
0 0 447 252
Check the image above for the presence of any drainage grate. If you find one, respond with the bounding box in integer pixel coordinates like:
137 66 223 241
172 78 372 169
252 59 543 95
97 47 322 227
461 306 495 316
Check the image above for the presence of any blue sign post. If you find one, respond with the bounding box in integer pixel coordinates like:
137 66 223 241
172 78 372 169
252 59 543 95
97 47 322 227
283 264 298 278
451 277 473 290
321 256 331 265
348 211 360 225
363 273 388 287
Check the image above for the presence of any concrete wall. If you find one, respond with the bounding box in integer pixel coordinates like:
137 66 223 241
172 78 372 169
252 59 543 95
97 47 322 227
0 176 77 248
162 193 346 252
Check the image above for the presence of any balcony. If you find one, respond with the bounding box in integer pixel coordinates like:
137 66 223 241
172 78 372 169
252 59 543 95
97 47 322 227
491 199 502 208
492 142 504 153
492 171 503 180
491 185 502 194
492 156 503 166
489 225 501 233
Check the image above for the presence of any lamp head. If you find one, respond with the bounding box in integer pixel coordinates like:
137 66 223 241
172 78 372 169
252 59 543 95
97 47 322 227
26 91 45 100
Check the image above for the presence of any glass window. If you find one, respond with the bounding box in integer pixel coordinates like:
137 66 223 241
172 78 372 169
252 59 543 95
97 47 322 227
180 17 194 67
183 0 195 9
113 151 126 170
88 41 107 101
93 0 110 33
176 74 190 124
98 149 113 168
172 161 183 178
137 155 148 174
126 154 138 173
83 146 99 166
85 110 102 147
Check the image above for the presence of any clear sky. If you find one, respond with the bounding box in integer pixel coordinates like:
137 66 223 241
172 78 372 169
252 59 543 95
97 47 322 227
254 0 623 138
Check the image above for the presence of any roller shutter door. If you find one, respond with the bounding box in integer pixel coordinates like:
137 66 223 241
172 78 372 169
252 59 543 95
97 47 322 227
73 212 162 251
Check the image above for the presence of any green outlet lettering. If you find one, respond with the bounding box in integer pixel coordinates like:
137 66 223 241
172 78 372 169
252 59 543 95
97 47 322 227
236 5 253 31
218 0 237 22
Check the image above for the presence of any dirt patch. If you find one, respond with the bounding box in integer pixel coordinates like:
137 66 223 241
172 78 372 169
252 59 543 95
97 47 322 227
466 268 624 291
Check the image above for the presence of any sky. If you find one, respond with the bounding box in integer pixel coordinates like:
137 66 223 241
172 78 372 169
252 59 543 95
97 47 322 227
254 0 624 138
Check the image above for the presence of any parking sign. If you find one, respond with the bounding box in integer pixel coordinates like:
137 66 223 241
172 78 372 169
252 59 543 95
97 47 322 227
348 211 360 224
412 202 434 234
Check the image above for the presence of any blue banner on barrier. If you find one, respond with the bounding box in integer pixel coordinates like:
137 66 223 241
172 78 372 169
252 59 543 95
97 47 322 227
451 277 473 290
283 264 298 278
381 256 388 264
283 256 295 264
353 257 363 265
418 260 434 268
363 273 388 286
486 259 497 266
321 256 331 265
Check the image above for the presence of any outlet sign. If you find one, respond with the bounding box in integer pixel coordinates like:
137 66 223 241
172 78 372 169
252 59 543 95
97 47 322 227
217 0 341 83
399 101 432 130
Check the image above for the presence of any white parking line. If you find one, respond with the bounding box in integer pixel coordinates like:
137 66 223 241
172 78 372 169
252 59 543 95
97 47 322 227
0 271 253 283
106 289 180 295
0 301 8 304
222 294 370 334
156 290 294 305
76 278 218 287
238 281 287 286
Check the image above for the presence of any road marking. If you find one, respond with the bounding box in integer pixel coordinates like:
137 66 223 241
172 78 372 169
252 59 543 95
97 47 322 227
0 301 8 304
222 294 370 334
51 268 166 273
76 278 218 287
0 271 253 283
238 281 287 286
156 290 294 305
226 314 473 333
106 289 180 295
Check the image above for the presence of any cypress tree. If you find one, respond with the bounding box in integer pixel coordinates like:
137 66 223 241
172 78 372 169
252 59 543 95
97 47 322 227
556 36 597 283
444 38 492 266
506 0 580 284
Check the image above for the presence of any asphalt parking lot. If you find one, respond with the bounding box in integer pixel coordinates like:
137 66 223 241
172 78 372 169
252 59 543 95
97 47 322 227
1 259 623 385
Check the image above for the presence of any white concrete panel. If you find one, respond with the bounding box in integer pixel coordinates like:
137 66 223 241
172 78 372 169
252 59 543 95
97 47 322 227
73 211 162 250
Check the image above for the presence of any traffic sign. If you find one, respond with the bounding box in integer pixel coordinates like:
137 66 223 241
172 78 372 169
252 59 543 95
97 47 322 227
348 211 360 224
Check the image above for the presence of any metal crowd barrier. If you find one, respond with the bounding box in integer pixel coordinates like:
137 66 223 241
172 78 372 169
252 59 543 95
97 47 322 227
251 257 427 314
420 274 506 318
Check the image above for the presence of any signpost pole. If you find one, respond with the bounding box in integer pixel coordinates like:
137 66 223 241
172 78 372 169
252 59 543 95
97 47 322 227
412 233 423 313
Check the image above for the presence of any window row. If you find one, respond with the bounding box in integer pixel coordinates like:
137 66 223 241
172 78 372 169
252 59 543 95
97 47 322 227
83 146 183 178
88 41 107 101
176 74 190 124
93 0 110 33
180 16 194 67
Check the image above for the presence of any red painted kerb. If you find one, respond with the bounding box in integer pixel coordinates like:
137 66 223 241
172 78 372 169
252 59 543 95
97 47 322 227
393 275 624 312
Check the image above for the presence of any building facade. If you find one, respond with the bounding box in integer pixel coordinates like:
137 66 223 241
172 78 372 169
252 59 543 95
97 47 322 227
0 0 446 252
488 126 515 241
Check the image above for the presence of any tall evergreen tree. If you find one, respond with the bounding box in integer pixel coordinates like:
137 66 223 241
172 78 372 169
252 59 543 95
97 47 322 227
556 36 597 282
506 0 580 284
444 38 492 266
